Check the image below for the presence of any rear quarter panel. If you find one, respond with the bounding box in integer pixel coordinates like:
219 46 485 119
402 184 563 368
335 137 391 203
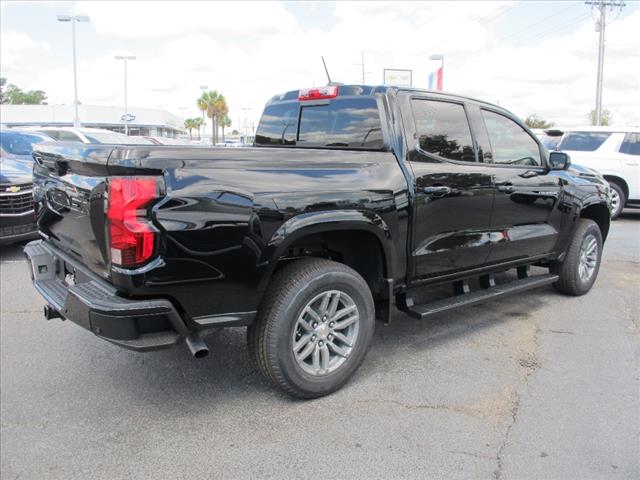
109 146 409 323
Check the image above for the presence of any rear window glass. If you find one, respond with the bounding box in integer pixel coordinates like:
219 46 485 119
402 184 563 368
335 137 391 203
255 97 384 149
0 131 46 155
255 103 298 146
559 132 611 152
540 134 562 151
619 133 640 156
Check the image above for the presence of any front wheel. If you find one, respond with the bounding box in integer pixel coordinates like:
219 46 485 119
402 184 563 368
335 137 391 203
551 219 603 296
248 258 375 399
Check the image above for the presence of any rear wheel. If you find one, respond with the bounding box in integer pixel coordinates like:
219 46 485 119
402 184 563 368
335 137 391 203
248 258 375 398
609 182 626 219
551 219 603 296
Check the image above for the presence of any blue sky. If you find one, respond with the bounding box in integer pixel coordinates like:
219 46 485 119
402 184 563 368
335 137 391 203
2 1 639 127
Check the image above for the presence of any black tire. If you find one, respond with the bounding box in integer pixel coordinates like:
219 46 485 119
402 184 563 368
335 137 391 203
247 258 375 399
609 182 626 219
551 218 603 296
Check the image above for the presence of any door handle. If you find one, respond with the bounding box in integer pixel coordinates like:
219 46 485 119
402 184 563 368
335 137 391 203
423 186 451 195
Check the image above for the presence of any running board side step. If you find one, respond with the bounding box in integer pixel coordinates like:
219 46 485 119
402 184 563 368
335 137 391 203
405 274 559 321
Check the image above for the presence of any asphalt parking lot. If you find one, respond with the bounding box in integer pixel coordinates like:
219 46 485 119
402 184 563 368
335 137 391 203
1 212 638 480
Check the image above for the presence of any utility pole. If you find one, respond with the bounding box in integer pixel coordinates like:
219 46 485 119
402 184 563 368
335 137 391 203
585 0 625 126
354 52 371 85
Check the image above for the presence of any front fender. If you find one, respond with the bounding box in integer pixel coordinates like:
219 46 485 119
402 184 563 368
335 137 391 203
257 209 398 291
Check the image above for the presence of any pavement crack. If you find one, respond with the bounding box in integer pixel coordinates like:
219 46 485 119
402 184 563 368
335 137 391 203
494 390 521 480
494 324 541 480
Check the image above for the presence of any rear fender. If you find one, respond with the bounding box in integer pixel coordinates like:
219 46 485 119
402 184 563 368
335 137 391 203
257 209 397 291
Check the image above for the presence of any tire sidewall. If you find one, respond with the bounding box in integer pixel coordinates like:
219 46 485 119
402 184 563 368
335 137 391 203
270 267 375 397
572 222 603 294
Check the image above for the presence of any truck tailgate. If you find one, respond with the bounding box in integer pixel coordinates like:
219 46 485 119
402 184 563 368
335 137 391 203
32 144 116 279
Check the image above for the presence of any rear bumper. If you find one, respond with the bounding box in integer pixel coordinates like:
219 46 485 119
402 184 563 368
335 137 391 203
24 240 190 352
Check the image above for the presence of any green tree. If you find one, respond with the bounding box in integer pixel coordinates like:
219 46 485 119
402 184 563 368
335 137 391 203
0 78 7 104
193 117 203 140
2 80 47 105
524 114 555 129
589 109 612 126
184 117 199 140
220 114 231 142
197 90 227 144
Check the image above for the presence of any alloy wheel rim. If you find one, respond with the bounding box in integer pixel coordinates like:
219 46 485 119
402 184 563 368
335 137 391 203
578 234 598 282
610 188 620 214
292 290 360 376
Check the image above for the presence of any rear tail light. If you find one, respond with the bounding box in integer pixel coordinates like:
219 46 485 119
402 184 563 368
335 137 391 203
298 85 338 101
107 177 162 267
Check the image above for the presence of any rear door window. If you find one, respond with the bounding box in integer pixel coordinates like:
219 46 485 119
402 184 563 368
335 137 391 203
411 99 476 162
558 132 611 151
619 133 640 156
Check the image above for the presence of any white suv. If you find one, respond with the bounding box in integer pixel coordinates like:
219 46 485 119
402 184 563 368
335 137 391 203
549 127 640 218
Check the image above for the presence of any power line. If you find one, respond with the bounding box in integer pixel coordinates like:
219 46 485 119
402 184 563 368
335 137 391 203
513 11 593 48
497 2 581 44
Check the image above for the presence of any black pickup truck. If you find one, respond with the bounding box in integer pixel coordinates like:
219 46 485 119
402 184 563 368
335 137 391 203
25 85 611 398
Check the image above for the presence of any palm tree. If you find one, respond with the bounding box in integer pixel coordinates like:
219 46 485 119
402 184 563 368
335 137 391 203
220 114 232 142
198 90 227 144
193 117 203 140
184 118 198 140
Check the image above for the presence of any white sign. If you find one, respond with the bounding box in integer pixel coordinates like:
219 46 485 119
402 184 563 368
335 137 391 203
383 69 412 86
121 114 136 122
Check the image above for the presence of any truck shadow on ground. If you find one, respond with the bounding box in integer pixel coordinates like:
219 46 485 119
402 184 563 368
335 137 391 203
98 282 549 408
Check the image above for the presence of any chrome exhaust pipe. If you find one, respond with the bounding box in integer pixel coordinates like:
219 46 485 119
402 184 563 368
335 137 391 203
185 331 209 358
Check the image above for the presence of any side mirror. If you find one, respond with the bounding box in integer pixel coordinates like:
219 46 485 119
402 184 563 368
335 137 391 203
549 151 571 171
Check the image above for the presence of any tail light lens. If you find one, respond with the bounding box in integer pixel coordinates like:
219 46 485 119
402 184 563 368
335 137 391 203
107 177 161 267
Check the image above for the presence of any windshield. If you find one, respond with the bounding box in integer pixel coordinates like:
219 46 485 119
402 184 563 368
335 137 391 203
82 131 153 145
0 131 46 156
540 134 562 151
558 131 611 152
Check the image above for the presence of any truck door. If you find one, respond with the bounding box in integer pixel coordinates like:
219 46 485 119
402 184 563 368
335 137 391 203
475 107 563 263
403 96 495 280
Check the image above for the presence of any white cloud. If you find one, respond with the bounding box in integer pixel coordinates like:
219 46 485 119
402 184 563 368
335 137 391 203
1 1 639 128
0 30 50 71
72 1 298 38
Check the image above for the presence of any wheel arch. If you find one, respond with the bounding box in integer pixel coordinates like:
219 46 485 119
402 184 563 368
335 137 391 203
603 175 629 200
580 202 611 241
258 210 398 298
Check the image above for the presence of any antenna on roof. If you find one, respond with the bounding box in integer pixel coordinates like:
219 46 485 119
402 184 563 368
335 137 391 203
321 56 332 85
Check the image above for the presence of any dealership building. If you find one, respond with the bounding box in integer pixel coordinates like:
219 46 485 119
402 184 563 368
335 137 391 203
0 104 185 137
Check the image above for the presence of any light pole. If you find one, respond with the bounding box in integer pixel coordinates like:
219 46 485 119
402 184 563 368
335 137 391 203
57 14 89 128
241 107 250 143
429 54 444 91
199 85 208 142
115 55 136 135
